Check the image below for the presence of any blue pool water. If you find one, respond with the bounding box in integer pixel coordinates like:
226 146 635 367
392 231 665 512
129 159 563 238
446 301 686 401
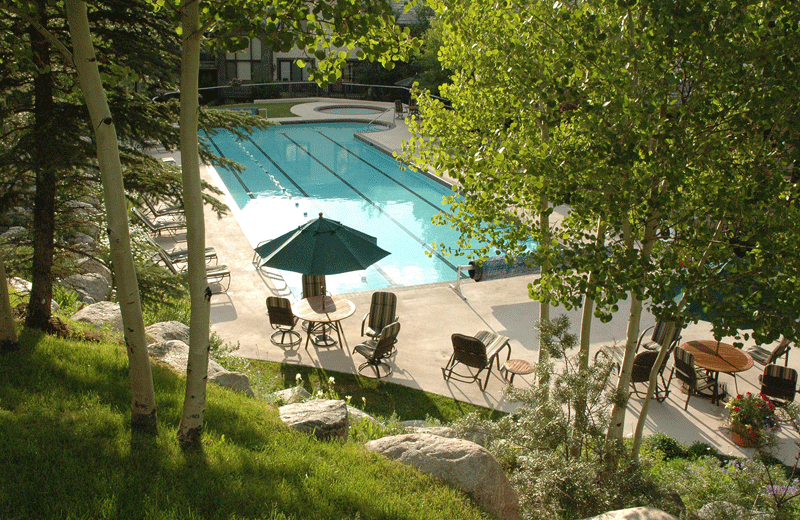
202 121 478 295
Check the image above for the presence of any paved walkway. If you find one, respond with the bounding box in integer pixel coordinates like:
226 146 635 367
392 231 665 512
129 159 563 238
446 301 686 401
154 98 799 465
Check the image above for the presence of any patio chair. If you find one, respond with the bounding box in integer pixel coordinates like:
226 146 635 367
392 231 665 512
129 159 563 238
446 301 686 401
669 346 717 410
747 336 791 367
637 320 681 352
132 207 186 237
630 349 672 402
300 274 330 331
442 330 512 391
361 291 399 340
353 321 401 378
155 249 231 293
394 99 406 119
760 364 797 405
266 296 301 347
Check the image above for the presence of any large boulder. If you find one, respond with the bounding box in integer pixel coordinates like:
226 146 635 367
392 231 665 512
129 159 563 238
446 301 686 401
146 321 190 345
71 301 123 331
208 371 255 398
148 339 254 397
366 433 520 520
272 385 312 405
582 507 680 520
279 399 349 441
61 272 112 304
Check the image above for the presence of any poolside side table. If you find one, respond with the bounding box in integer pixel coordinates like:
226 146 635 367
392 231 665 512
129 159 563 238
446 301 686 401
502 359 533 385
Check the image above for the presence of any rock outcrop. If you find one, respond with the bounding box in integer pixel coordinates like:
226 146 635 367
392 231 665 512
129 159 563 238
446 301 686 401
71 301 123 331
279 399 349 441
582 507 679 520
147 339 254 397
366 433 520 520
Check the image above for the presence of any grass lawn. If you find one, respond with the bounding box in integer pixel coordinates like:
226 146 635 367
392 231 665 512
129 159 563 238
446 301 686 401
210 101 301 118
0 329 491 520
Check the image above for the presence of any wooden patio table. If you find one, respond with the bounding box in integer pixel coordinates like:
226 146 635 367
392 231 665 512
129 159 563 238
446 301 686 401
293 295 355 349
681 340 754 404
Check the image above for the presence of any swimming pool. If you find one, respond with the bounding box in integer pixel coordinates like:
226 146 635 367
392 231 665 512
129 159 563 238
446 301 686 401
202 121 476 295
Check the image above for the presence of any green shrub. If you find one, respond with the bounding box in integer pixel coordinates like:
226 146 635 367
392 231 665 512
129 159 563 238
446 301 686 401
453 316 675 519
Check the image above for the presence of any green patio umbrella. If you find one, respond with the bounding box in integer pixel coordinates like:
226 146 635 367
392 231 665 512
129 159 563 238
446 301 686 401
254 213 390 276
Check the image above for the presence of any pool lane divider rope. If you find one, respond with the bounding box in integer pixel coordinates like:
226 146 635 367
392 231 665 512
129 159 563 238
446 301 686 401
203 132 255 199
281 132 460 274
243 135 309 198
318 132 443 214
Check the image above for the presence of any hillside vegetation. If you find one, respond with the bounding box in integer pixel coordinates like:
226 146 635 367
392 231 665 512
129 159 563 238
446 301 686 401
0 331 487 520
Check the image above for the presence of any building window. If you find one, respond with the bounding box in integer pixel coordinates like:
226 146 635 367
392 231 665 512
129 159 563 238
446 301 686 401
277 58 314 82
225 37 261 81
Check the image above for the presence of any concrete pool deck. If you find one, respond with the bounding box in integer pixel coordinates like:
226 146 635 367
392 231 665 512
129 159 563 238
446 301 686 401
156 98 799 465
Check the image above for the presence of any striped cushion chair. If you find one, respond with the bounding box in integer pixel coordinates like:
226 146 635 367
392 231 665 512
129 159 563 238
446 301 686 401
637 320 681 352
670 347 717 409
300 274 329 332
760 364 798 405
747 337 792 367
361 292 399 340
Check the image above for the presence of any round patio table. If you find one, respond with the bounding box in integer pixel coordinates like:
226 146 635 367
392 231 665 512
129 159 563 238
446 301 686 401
293 295 355 349
681 340 754 404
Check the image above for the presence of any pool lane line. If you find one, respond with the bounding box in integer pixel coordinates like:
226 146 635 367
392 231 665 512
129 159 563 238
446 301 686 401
282 133 460 274
203 131 255 199
243 134 309 198
317 132 443 213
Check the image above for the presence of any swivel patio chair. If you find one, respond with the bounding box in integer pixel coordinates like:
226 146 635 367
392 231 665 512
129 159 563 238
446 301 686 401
442 330 512 391
361 291 399 340
637 320 682 353
669 347 717 409
747 336 792 367
353 321 401 379
266 296 301 347
630 349 672 402
760 364 797 405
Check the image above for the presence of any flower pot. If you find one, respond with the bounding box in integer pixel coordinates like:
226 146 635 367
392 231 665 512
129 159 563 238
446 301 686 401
731 427 761 448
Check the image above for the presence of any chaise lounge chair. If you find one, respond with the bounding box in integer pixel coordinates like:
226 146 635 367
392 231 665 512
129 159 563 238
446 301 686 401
132 207 186 237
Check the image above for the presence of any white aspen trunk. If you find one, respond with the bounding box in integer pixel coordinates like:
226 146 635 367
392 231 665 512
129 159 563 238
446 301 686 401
177 0 212 445
578 219 606 371
65 0 156 427
0 250 19 349
538 207 550 363
631 219 726 460
606 219 655 441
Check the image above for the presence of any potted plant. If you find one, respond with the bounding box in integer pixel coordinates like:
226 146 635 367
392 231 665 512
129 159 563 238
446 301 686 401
724 392 780 448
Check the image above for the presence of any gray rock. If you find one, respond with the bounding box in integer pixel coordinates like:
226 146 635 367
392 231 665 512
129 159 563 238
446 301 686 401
208 371 255 397
61 272 111 304
69 232 97 253
406 426 456 438
9 277 32 295
347 405 381 426
366 433 520 520
146 321 191 345
71 301 123 331
696 501 768 520
582 507 680 520
279 399 349 441
76 258 112 286
1 226 27 240
273 386 311 404
148 340 254 396
148 340 225 376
